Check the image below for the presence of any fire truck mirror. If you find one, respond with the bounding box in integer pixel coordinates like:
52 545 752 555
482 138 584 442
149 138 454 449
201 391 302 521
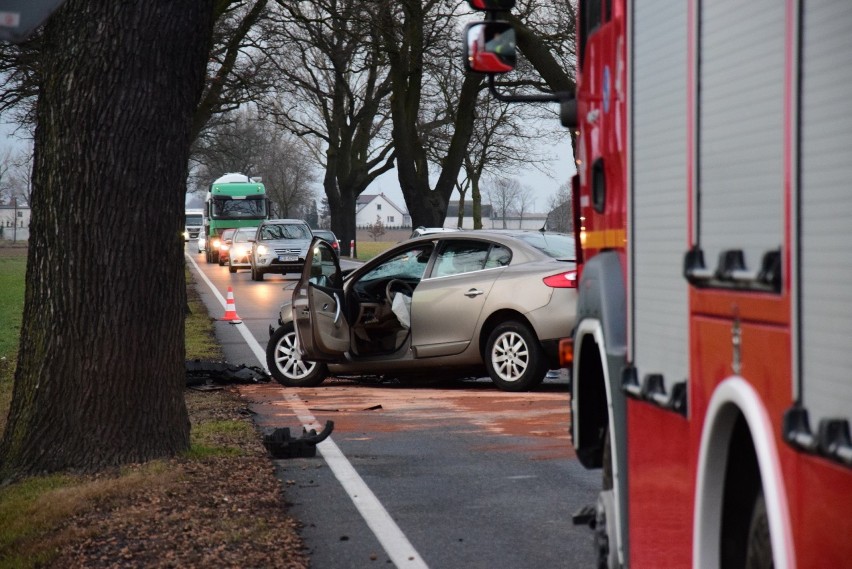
463 22 516 75
561 99 578 128
467 0 516 9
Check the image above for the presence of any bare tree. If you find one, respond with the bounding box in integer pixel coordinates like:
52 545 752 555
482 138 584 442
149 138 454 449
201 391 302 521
0 0 215 480
261 0 395 255
377 0 483 228
487 176 522 229
367 215 386 241
545 179 572 233
0 145 33 208
191 109 316 216
513 183 535 228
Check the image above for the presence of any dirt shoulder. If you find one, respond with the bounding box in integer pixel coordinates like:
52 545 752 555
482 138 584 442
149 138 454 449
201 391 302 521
47 388 310 569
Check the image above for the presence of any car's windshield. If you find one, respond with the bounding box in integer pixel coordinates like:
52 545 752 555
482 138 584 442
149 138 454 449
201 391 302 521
233 228 255 242
261 224 311 240
211 197 267 218
511 233 575 260
359 245 434 282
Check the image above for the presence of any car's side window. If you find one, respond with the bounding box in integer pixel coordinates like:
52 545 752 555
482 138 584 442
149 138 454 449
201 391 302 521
485 244 511 268
432 240 491 277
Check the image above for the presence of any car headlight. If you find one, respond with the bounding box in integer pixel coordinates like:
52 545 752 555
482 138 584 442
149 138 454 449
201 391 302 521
257 245 269 255
236 245 249 256
212 238 221 248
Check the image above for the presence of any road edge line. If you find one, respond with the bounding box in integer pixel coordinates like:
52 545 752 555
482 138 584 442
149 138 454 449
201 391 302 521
185 252 429 568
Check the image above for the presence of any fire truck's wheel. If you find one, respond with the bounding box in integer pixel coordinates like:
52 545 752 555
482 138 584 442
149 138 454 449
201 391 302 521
745 491 772 569
485 321 546 391
602 428 613 491
266 323 327 387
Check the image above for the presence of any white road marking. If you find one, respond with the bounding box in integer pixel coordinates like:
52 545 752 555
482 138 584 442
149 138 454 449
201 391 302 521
186 252 429 568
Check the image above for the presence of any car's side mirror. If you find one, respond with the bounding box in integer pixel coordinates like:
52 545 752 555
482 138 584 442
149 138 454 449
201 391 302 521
463 21 516 74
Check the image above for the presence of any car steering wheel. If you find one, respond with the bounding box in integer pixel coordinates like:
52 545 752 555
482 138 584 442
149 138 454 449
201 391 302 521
385 279 414 304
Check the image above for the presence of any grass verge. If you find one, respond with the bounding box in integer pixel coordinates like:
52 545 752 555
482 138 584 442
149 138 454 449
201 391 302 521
355 240 395 261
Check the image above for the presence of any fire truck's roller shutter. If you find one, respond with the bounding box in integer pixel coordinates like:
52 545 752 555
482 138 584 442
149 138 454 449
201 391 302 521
697 0 784 274
630 0 689 393
799 1 852 425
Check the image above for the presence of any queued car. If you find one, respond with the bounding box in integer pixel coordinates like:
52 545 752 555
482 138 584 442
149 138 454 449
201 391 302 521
312 229 340 254
250 219 313 281
217 228 237 266
227 227 256 273
266 230 577 391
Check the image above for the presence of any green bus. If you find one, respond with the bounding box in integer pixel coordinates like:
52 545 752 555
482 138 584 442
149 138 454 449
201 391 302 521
203 173 269 264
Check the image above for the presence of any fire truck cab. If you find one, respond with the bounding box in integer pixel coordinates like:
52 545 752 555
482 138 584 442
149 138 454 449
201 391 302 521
570 0 852 567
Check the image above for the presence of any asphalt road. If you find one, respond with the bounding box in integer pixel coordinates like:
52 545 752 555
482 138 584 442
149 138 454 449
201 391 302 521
185 244 599 568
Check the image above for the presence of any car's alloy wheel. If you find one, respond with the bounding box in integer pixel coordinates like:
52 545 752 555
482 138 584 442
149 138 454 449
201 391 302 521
266 323 327 387
485 321 546 391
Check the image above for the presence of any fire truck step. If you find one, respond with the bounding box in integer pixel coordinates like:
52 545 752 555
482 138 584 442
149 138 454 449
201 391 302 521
572 504 597 529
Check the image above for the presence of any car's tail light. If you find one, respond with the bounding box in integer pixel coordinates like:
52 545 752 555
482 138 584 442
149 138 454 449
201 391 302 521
543 270 577 288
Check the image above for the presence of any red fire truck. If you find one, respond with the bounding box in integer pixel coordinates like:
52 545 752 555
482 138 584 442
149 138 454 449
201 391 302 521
466 1 852 567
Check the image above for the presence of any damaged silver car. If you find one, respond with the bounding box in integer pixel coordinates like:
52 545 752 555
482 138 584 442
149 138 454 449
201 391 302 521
266 230 577 391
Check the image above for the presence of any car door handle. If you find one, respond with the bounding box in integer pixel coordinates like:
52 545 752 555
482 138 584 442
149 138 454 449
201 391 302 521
332 292 342 325
464 288 484 298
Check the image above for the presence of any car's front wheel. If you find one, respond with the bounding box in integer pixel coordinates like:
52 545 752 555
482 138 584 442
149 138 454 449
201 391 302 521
228 261 237 274
266 323 327 387
251 265 264 281
485 321 547 391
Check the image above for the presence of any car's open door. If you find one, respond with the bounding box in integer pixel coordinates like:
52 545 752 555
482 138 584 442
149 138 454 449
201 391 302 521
292 238 351 360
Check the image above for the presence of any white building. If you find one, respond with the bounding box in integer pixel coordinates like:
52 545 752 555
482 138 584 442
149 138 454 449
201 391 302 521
0 203 30 241
356 193 410 228
443 202 493 229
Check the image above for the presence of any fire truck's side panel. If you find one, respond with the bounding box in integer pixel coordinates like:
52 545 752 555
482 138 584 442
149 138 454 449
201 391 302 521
795 0 852 564
626 0 692 566
630 0 689 401
697 0 785 271
799 0 852 443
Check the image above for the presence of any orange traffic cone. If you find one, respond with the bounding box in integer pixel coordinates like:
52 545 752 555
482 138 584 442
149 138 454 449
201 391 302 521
221 286 242 324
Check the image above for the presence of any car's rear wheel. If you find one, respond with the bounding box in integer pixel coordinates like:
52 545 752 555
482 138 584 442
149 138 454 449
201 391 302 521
485 321 547 391
266 323 327 387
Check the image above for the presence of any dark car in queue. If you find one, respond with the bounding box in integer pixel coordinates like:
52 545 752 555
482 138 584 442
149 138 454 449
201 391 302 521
227 227 256 273
312 229 340 254
266 230 577 392
250 219 313 281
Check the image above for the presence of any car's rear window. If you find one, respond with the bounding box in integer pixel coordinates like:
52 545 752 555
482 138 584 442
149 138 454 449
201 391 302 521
512 233 575 260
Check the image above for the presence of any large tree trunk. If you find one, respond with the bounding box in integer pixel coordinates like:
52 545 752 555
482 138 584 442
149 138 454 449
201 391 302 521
380 1 481 229
0 0 214 480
